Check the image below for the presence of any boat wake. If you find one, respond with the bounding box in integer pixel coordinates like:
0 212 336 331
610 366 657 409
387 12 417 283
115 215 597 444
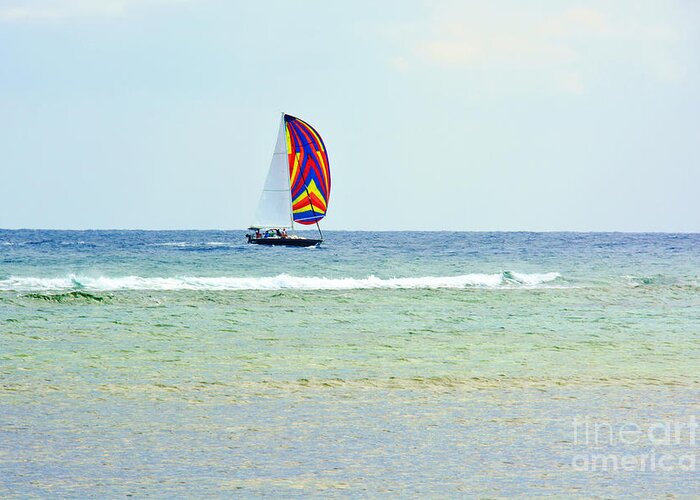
0 272 562 292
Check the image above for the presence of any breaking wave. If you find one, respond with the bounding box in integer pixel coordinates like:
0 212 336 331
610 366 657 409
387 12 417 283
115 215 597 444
0 272 562 292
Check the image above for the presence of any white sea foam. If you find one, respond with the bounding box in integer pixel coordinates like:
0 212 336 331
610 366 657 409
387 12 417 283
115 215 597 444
0 272 562 292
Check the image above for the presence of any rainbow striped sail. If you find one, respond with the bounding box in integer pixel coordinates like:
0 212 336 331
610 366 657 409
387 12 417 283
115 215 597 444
253 114 331 233
285 115 331 225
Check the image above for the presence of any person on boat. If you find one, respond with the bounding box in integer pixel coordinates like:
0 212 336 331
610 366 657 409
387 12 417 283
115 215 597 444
255 229 261 239
275 229 282 238
281 228 288 238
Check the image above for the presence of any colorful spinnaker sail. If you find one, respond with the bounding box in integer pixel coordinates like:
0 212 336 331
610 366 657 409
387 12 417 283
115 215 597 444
284 115 331 225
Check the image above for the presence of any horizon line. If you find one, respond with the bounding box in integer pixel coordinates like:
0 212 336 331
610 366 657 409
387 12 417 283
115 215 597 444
1 227 699 235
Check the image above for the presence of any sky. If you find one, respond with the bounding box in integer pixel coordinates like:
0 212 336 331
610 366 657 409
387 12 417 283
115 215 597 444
1 0 698 231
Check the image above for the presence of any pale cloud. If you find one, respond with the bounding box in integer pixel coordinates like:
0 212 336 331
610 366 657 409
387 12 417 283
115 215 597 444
0 0 189 21
384 1 688 93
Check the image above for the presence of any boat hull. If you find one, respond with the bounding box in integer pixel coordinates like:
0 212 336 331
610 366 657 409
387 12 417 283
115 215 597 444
247 237 321 247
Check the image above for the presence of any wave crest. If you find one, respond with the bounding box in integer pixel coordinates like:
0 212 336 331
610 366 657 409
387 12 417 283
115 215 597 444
0 272 562 292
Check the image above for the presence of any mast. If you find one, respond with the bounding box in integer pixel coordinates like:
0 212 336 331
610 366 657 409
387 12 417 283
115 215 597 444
282 112 296 231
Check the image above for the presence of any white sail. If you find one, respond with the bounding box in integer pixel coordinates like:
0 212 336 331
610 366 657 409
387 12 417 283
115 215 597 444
252 116 292 228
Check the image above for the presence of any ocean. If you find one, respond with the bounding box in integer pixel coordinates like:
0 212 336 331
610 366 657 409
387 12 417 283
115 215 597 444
1 230 699 496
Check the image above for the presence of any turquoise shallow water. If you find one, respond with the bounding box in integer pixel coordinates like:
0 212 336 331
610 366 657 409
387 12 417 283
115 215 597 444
1 230 699 496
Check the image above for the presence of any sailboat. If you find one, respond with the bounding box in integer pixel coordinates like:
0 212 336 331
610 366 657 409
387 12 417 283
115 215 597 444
246 113 331 247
